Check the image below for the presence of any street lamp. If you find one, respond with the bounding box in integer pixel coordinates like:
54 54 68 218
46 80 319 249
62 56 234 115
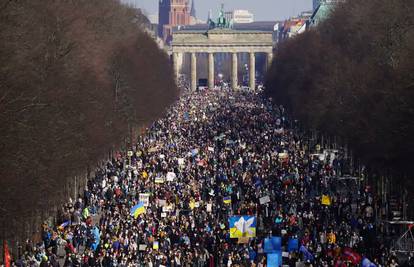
244 64 249 87
218 73 224 89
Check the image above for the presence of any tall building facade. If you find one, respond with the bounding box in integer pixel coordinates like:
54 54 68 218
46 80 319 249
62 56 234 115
158 0 192 44
313 0 344 11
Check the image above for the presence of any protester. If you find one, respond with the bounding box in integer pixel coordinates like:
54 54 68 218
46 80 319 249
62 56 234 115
12 89 404 266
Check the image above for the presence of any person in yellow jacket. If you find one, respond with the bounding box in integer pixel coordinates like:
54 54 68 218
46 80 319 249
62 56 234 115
327 230 336 244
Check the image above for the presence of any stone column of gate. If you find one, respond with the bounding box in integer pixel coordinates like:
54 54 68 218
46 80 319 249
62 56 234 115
208 52 215 89
267 52 273 70
191 52 197 91
249 52 256 90
232 52 238 90
173 52 180 82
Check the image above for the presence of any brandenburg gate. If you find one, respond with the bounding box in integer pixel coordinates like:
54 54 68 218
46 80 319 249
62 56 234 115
171 28 274 90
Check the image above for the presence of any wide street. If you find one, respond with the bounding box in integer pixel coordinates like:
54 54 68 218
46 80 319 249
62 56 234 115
2 0 414 266
30 88 388 266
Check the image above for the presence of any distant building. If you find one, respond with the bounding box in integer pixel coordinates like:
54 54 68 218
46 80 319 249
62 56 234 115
313 0 343 11
224 10 254 24
275 0 344 42
309 0 344 27
174 21 278 44
174 21 277 32
158 0 193 44
277 11 312 42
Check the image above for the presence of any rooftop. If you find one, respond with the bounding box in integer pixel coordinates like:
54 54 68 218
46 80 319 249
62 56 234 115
173 21 279 32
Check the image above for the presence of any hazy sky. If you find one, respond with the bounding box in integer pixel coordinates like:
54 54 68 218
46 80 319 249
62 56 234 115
123 0 313 21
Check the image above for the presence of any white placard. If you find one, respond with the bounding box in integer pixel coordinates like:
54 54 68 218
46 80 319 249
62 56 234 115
278 152 289 159
259 195 271 204
139 193 150 207
166 172 176 182
206 203 212 212
158 199 167 207
163 205 173 212
154 177 165 184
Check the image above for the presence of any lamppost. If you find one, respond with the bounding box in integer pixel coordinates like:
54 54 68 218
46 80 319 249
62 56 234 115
244 63 249 88
218 73 224 89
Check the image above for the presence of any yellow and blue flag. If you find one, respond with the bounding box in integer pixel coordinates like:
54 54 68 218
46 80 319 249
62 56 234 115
130 202 146 219
153 241 159 250
229 216 256 238
321 195 331 206
58 221 70 230
223 196 232 204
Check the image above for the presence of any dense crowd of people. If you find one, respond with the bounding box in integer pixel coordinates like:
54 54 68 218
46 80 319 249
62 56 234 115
10 89 414 266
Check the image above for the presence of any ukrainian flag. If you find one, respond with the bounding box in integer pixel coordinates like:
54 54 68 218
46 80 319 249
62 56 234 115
229 216 256 238
223 196 232 204
130 202 146 218
321 195 331 206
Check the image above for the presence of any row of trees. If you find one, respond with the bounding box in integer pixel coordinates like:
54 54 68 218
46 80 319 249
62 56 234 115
0 0 178 247
265 0 414 201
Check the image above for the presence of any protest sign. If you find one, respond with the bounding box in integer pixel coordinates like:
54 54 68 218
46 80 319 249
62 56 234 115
259 195 271 204
155 177 165 184
264 237 281 253
229 216 256 238
158 199 167 207
288 238 299 252
163 205 173 212
166 172 176 182
278 152 289 159
321 195 331 206
267 253 280 267
139 193 150 207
